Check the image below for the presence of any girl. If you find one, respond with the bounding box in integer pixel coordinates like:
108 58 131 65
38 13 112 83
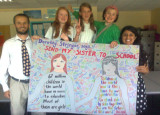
68 5 120 48
119 25 149 114
28 54 75 112
69 2 96 43
75 56 130 114
45 7 74 41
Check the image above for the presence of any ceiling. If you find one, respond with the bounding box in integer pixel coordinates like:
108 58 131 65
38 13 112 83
0 0 160 11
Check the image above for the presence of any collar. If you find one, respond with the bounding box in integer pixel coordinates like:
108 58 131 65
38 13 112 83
84 22 90 26
15 34 30 41
105 22 113 26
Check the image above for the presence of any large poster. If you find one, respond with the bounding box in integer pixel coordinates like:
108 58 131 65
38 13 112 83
27 39 139 115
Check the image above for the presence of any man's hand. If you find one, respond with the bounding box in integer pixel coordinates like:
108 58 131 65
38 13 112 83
31 35 41 42
4 90 10 99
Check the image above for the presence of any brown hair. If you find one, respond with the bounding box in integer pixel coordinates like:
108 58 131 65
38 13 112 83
13 13 30 24
79 3 96 33
52 7 71 38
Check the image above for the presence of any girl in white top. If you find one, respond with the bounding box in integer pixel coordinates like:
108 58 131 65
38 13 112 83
68 3 96 43
45 7 74 41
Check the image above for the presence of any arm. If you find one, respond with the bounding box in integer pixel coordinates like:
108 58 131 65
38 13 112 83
0 41 10 97
94 20 104 29
75 77 101 108
67 4 74 13
45 26 53 39
31 35 41 42
136 64 149 74
67 5 79 20
137 50 149 74
28 74 48 103
73 34 80 42
118 78 130 114
66 77 75 111
110 41 118 48
110 25 120 48
73 34 79 42
73 19 81 42
61 26 75 41
60 33 71 41
112 24 120 44
72 11 79 20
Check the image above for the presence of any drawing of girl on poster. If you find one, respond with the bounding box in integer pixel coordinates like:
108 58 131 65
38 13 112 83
28 54 75 112
75 56 130 114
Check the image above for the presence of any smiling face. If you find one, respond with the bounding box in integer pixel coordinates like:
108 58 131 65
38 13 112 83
14 16 29 35
80 6 92 23
122 30 136 45
53 56 66 71
58 9 68 24
104 8 117 24
103 62 116 76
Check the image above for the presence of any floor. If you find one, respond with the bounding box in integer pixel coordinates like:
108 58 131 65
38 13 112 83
0 95 160 115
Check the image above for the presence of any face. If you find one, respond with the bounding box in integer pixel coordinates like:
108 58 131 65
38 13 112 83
104 8 117 23
58 9 68 24
15 16 29 35
53 56 66 70
80 7 92 22
103 62 116 75
122 30 136 45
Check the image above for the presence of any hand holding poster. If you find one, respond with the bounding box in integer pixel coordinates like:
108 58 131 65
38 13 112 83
27 39 139 114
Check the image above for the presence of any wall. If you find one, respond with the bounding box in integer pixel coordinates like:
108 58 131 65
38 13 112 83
0 7 98 36
0 8 152 30
0 8 55 25
97 10 151 29
0 11 21 25
0 6 98 25
0 25 11 56
151 8 160 33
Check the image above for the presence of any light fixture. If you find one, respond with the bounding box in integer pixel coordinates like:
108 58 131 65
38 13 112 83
0 0 13 2
58 0 75 1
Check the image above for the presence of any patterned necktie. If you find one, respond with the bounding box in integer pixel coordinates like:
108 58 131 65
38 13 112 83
21 40 31 77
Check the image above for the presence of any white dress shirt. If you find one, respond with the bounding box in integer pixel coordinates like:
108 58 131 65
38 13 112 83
0 35 32 92
45 26 75 41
